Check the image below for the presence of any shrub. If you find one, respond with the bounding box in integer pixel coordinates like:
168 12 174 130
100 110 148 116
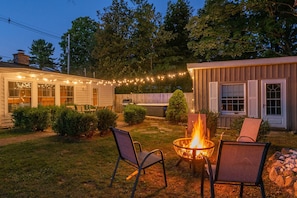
12 106 31 129
45 105 62 126
12 106 51 131
123 104 146 125
166 89 188 123
230 116 270 141
27 106 51 131
198 109 219 138
80 113 98 138
96 108 118 135
52 108 98 137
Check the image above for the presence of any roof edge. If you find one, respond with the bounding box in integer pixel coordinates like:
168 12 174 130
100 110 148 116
187 56 297 70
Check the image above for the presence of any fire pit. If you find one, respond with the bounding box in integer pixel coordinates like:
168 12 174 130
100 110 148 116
173 114 215 174
173 138 215 161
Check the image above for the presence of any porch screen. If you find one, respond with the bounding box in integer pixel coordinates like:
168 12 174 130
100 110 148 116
221 84 245 114
60 85 74 105
8 81 32 112
38 84 55 106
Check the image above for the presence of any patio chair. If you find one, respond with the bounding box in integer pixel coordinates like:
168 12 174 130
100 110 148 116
237 118 262 142
201 140 271 198
109 127 167 198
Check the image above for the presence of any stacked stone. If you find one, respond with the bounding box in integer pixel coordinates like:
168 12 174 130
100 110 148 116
268 148 297 196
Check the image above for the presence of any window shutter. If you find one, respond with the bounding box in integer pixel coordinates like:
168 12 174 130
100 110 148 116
248 80 258 118
209 82 218 113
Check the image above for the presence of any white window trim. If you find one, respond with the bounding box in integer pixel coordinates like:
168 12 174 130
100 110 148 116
220 83 246 115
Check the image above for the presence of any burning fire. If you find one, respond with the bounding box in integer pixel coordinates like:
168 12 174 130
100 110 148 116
173 114 214 160
189 114 208 149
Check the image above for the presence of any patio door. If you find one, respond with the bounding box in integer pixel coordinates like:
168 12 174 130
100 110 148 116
261 79 286 129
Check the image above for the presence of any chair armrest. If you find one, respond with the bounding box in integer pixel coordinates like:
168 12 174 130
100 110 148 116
133 141 143 152
237 136 255 142
139 149 165 168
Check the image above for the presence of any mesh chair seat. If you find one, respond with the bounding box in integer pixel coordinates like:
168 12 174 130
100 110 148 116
201 140 270 198
109 127 167 198
237 118 262 142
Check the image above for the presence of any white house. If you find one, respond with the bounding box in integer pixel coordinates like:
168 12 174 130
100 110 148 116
0 51 115 128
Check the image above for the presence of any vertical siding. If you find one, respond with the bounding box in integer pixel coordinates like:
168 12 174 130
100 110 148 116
193 63 297 130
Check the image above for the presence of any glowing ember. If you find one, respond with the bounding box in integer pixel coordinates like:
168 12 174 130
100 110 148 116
173 114 214 160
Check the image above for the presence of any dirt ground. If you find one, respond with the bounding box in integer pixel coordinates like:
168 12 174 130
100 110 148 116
0 130 55 146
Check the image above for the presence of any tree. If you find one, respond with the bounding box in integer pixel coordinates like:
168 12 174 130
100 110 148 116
59 17 98 76
163 0 194 65
93 0 134 79
186 0 297 61
247 0 297 57
166 89 188 123
93 0 173 80
29 39 56 69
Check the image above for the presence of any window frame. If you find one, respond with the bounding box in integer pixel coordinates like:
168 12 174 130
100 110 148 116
60 85 74 105
220 83 246 115
38 83 55 106
7 81 32 112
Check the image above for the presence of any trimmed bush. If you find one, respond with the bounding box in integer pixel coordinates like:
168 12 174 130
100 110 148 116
12 106 51 131
45 105 63 126
96 108 118 135
80 113 98 137
12 106 31 129
166 89 188 123
27 106 51 131
123 104 146 125
52 108 98 137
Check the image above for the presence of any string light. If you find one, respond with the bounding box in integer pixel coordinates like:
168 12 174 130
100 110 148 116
14 71 189 87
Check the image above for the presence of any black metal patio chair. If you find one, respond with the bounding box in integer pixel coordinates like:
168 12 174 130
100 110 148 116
109 127 167 198
201 140 271 198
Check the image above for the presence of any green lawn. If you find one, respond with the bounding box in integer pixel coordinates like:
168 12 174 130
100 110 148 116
0 119 295 197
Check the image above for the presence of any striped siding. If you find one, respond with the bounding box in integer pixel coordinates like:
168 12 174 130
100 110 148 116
192 62 297 130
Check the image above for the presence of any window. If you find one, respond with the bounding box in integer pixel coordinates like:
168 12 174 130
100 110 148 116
221 84 245 114
8 81 31 112
60 85 74 105
38 84 55 106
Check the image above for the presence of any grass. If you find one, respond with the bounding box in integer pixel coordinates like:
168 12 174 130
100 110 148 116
0 128 36 139
0 118 296 197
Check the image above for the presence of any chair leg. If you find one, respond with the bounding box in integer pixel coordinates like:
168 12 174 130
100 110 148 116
200 164 205 197
161 160 167 187
131 167 142 198
109 157 120 187
259 180 266 198
240 183 244 198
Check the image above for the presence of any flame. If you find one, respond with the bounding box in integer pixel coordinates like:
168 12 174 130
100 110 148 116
173 114 214 160
189 114 207 148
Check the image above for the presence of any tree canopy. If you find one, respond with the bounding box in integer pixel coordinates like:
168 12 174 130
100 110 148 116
29 39 56 69
59 16 98 76
49 0 296 93
187 0 297 61
164 0 194 65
